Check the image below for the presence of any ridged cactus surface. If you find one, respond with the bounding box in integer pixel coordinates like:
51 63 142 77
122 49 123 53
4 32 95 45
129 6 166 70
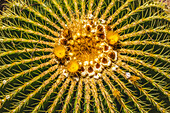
0 0 169 113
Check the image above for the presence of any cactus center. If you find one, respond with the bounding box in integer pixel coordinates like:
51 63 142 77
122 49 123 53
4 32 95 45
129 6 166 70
54 15 120 80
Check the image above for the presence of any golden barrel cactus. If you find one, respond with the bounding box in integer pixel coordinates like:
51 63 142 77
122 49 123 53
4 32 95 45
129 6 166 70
0 0 169 112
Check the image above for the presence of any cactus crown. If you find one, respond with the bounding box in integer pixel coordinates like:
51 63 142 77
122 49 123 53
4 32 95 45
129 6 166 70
0 0 169 113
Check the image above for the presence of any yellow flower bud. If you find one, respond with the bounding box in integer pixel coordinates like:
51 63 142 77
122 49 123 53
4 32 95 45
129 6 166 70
54 45 66 58
67 60 79 73
106 31 119 45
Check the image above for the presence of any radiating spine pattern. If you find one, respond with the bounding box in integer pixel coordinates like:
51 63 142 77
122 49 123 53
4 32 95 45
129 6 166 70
0 0 169 113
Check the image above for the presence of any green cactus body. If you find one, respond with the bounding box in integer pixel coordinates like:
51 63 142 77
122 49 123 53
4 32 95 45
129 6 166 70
0 0 169 113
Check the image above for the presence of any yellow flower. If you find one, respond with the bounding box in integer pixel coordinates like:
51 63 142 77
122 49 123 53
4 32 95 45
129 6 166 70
54 45 66 58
